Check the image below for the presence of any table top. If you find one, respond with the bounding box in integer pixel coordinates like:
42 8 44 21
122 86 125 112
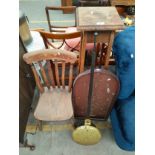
76 7 125 31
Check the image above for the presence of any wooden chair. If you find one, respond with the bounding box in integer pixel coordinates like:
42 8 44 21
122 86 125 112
34 29 82 85
23 49 78 130
45 6 76 33
36 30 82 52
36 30 115 68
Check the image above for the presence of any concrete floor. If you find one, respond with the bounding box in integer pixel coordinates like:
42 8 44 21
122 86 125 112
20 89 134 155
20 129 134 155
19 0 75 31
19 0 135 154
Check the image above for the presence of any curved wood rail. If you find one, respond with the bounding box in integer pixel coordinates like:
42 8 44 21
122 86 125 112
23 49 77 65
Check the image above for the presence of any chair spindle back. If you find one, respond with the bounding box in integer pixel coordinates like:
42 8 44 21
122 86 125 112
23 49 77 93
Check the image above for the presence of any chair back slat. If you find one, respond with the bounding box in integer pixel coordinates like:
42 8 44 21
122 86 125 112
35 30 81 51
31 64 44 93
47 60 55 88
39 62 50 89
54 61 60 88
23 49 77 92
61 62 66 89
68 64 73 92
39 30 81 40
45 6 76 33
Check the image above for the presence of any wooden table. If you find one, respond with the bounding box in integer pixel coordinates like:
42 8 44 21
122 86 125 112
76 7 125 73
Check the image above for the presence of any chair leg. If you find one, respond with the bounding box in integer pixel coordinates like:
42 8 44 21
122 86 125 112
37 120 43 131
22 139 35 151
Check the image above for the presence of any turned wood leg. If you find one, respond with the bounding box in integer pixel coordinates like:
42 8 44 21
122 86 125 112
37 120 43 131
79 32 87 73
104 31 115 69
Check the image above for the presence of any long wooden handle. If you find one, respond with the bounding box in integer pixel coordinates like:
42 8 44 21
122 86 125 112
87 32 98 117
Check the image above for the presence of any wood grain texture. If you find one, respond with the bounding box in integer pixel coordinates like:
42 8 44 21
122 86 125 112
23 49 76 122
76 7 124 31
23 49 77 65
34 87 73 121
76 7 124 72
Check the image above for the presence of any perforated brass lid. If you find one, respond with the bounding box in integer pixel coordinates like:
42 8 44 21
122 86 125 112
72 119 102 145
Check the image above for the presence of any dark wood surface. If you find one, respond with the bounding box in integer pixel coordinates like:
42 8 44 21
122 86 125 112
19 36 35 143
76 7 124 31
76 7 124 72
72 69 120 119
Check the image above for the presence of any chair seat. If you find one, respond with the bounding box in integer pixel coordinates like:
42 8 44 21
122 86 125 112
34 87 73 121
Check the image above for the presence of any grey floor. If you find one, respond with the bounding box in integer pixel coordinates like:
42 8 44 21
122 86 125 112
20 89 134 155
19 0 75 31
19 0 135 154
20 129 134 155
